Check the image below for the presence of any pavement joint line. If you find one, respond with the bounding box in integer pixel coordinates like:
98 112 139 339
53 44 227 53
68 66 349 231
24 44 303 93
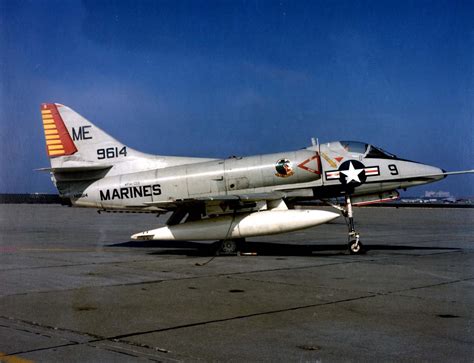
368 277 474 299
6 340 171 363
91 345 139 359
1 324 54 340
88 340 183 361
1 342 80 359
401 277 474 292
0 318 170 361
3 330 180 361
0 316 103 342
91 341 180 362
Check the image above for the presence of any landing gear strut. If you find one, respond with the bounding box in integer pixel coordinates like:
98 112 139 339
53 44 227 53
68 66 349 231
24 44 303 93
345 195 364 254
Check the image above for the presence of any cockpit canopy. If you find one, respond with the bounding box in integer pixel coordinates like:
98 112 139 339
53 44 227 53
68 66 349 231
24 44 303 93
339 141 368 154
338 141 398 159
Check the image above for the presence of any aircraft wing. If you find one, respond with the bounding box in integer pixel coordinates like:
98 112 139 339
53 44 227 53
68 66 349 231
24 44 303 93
143 192 285 209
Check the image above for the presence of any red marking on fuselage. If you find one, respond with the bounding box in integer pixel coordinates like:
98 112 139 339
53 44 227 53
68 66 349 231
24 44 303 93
297 154 322 175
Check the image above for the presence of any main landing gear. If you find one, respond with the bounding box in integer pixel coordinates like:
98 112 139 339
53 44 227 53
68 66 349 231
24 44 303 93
344 195 364 254
217 238 245 255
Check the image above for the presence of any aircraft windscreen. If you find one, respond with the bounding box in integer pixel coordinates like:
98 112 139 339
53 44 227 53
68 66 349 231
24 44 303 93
366 145 398 159
339 141 368 154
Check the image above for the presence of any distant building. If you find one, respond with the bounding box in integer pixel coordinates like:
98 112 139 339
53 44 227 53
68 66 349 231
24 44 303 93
424 191 452 198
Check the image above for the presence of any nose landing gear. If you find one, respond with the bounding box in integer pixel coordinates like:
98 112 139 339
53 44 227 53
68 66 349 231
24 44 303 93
348 233 363 254
323 194 366 254
345 195 364 254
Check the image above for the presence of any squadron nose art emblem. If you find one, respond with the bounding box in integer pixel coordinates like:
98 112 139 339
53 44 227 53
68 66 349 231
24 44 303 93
275 159 294 178
339 160 367 186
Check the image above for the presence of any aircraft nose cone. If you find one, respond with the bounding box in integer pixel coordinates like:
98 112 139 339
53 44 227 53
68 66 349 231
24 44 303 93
417 164 445 181
401 161 445 184
430 165 445 180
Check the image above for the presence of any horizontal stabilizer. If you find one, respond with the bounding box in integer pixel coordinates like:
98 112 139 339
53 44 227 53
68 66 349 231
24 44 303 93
36 164 112 182
36 165 112 173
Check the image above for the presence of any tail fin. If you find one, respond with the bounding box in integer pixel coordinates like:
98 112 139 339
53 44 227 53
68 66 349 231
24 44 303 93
41 103 130 165
39 103 214 180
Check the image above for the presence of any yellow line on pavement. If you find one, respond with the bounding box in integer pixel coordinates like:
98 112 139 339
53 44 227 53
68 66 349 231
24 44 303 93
0 352 34 363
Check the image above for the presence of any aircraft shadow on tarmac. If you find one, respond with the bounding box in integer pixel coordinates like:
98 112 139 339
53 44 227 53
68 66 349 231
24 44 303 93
108 240 461 257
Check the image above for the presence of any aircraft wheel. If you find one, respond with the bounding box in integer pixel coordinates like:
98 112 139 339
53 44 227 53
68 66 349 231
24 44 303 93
218 239 243 255
348 240 364 254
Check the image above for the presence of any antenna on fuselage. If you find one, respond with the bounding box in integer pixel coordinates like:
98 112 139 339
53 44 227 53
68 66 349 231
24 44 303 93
311 137 321 155
311 137 318 147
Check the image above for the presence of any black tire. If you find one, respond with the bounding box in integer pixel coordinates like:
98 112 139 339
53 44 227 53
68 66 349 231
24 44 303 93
217 238 245 255
220 240 237 254
348 240 364 254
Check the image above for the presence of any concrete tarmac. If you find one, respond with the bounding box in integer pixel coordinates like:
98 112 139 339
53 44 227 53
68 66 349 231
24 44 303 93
0 204 473 362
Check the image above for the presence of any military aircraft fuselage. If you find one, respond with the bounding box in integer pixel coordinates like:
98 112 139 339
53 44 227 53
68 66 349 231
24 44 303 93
39 103 472 252
64 141 444 210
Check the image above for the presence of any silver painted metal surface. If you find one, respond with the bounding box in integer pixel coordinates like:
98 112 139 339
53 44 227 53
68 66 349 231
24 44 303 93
38 103 473 245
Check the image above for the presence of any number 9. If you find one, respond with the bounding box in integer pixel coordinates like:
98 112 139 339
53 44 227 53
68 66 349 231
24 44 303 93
388 164 399 175
97 149 105 159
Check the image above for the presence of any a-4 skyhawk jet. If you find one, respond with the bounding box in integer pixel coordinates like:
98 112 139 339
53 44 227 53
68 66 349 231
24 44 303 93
39 103 473 254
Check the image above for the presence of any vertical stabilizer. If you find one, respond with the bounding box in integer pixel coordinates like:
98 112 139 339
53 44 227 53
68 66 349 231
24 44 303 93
39 103 216 176
41 103 131 165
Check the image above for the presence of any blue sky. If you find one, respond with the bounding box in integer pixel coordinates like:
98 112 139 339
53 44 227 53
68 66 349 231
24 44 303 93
1 0 473 195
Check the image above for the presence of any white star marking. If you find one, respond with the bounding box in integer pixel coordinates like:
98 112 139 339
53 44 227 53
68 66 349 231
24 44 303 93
340 162 364 183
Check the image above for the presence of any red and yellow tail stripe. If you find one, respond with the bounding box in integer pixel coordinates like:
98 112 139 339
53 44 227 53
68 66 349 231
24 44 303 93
41 103 77 157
